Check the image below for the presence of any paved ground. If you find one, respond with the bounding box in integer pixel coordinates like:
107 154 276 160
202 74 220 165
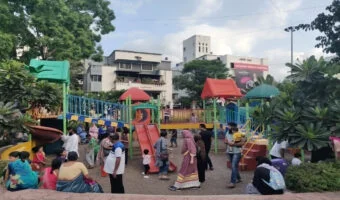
83 136 254 195
3 189 340 200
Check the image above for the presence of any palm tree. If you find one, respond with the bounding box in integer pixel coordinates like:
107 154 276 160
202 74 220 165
286 56 326 82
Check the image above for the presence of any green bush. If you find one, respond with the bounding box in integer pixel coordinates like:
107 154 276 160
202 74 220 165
285 162 340 192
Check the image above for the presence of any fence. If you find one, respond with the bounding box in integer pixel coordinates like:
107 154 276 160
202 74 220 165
67 95 128 122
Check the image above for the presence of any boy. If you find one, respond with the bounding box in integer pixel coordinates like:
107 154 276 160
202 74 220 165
170 129 177 148
142 149 151 178
291 152 302 166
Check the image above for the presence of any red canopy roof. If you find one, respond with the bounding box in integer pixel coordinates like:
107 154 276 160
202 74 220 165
119 87 151 101
201 78 243 99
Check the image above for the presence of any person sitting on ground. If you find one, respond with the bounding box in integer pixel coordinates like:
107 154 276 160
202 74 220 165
2 151 19 182
56 151 102 193
6 151 39 191
246 156 285 195
32 145 46 171
142 149 151 178
40 158 62 190
291 152 302 166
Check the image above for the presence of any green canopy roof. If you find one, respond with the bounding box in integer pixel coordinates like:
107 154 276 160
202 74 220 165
245 84 280 99
28 59 70 84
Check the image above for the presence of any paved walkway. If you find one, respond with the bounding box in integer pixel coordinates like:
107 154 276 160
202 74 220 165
2 189 340 200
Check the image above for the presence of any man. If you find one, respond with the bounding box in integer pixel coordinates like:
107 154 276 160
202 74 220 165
104 133 125 193
269 140 288 159
164 105 170 123
199 124 214 171
77 124 87 144
225 125 246 188
62 127 79 156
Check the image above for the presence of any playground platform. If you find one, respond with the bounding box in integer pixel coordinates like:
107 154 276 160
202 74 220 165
160 123 214 130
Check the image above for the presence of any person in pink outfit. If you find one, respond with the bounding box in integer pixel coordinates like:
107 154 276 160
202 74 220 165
40 159 62 190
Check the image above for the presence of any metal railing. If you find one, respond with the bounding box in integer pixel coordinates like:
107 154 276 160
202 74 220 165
67 95 127 121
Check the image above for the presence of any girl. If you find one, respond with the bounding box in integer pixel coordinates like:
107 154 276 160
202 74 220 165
32 146 46 171
41 159 62 190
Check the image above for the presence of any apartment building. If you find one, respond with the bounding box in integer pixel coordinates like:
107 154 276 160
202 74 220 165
84 50 173 105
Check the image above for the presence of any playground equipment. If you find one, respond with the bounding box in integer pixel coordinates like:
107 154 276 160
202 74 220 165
135 124 176 173
201 78 243 153
0 126 63 160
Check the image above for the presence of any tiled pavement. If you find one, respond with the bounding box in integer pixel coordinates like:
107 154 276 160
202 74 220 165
1 136 339 199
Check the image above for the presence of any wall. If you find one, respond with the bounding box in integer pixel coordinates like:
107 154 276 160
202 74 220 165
101 66 116 91
113 51 162 63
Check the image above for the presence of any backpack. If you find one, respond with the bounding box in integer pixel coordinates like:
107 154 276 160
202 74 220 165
262 168 286 190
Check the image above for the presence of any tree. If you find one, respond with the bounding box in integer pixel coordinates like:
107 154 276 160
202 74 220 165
0 0 115 61
252 56 340 152
292 0 340 60
173 60 229 101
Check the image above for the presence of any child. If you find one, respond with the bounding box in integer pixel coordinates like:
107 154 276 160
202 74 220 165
55 148 67 163
32 146 46 171
170 129 178 148
142 149 151 178
291 152 302 166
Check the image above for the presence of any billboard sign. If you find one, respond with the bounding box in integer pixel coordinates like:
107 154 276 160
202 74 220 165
232 62 268 92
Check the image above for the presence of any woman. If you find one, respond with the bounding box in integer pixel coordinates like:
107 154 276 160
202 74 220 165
169 130 200 191
97 133 113 177
121 127 129 165
56 151 102 193
6 151 39 191
41 159 62 190
154 130 169 180
194 134 206 183
246 156 285 195
89 123 98 139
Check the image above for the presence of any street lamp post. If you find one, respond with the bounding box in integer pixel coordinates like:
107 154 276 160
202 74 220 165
285 26 295 65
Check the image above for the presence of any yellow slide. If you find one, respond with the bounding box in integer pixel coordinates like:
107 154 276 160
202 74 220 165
0 140 36 160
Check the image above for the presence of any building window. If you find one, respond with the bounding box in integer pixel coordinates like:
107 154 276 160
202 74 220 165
141 64 153 71
199 46 201 52
206 47 208 52
91 75 102 82
184 57 187 62
183 47 186 52
119 63 132 69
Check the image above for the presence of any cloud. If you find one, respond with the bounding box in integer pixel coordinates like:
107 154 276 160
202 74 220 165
110 0 309 81
265 47 330 81
109 0 150 15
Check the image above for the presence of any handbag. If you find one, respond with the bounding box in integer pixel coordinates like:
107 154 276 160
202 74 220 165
159 139 169 161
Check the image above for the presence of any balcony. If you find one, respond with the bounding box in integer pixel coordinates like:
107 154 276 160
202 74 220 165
114 81 167 91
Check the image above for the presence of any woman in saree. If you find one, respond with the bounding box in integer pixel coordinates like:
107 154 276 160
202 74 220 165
56 151 102 193
169 130 200 191
6 151 39 191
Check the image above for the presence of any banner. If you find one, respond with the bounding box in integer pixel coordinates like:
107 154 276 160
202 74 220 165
232 63 268 92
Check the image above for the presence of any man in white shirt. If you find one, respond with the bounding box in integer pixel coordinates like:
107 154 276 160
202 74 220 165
269 141 288 159
104 133 125 193
62 127 80 156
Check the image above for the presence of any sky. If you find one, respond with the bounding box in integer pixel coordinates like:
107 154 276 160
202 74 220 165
100 0 334 81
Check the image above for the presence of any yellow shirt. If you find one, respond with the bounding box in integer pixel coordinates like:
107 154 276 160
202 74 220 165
58 162 88 180
233 132 243 142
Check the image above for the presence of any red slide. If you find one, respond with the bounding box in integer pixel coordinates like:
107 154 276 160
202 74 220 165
135 124 177 173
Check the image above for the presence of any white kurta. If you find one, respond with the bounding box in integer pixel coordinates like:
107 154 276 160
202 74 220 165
62 134 80 156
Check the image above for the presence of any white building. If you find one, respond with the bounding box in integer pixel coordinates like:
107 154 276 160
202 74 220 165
173 35 270 99
84 50 173 105
183 35 211 63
